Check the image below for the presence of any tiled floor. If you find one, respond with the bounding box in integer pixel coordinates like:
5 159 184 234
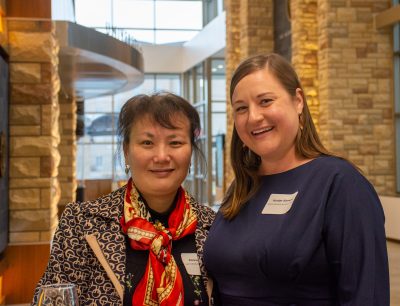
388 240 400 305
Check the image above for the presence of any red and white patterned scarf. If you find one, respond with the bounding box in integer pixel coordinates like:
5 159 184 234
120 178 198 306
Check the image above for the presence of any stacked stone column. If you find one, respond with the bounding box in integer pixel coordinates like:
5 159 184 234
317 0 394 194
224 0 274 190
8 19 61 243
58 93 76 215
291 0 319 128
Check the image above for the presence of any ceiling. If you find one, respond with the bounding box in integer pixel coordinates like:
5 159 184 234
55 21 144 100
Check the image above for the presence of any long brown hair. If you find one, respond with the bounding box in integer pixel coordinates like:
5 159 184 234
221 53 337 220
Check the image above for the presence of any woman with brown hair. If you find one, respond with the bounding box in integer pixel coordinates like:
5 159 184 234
33 93 215 306
204 53 389 305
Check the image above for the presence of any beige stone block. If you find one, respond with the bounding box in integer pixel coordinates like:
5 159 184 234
53 147 61 173
59 103 75 114
41 150 60 178
62 119 74 130
378 80 391 93
40 231 54 242
9 231 41 243
356 10 373 22
328 27 348 38
373 125 392 137
10 63 41 83
10 105 41 125
10 157 40 178
347 63 363 73
59 157 70 167
337 8 356 22
11 83 53 104
58 166 73 178
9 188 41 209
330 88 351 98
377 58 392 66
7 20 53 32
344 141 359 150
10 125 41 136
41 63 55 84
349 23 368 33
353 125 371 134
368 83 378 93
352 87 368 94
52 178 61 204
357 97 373 108
10 178 53 189
41 188 51 208
330 78 347 88
59 181 75 198
379 140 393 151
60 135 76 142
59 197 72 207
343 135 364 145
8 31 55 62
10 136 55 156
359 144 379 155
373 159 390 171
10 209 51 232
42 104 61 137
372 94 390 105
348 78 368 87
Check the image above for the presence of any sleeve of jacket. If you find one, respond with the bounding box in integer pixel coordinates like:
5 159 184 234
31 201 84 305
323 169 389 306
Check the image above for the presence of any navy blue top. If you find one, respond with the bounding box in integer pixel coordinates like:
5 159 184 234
204 156 389 306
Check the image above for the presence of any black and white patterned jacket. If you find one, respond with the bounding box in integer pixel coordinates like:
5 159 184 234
32 185 216 305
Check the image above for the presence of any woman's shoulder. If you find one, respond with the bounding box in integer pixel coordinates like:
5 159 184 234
62 185 126 219
318 155 377 195
314 155 362 177
188 197 216 227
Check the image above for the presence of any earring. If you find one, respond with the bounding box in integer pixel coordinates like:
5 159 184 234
298 113 304 132
125 164 130 174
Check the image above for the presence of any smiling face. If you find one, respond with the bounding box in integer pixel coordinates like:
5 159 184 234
232 67 304 174
124 113 192 209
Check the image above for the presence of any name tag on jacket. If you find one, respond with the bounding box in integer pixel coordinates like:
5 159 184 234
181 253 201 276
262 191 298 215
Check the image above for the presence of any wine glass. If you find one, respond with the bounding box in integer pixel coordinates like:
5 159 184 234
37 283 79 306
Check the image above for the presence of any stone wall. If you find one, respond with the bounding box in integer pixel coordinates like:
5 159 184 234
224 0 274 190
58 93 76 214
317 0 394 194
8 19 61 243
291 0 319 128
224 0 394 195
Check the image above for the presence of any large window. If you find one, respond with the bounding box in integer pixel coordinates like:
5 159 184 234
203 0 225 26
182 57 226 206
75 0 203 44
76 74 181 181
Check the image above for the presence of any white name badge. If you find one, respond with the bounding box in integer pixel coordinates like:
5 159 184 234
181 253 201 276
262 191 298 215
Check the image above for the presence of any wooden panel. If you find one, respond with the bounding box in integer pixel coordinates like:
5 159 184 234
6 0 51 18
0 256 6 305
2 244 50 304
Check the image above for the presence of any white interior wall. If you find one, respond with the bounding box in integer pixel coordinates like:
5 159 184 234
381 196 400 240
52 0 75 22
141 11 226 73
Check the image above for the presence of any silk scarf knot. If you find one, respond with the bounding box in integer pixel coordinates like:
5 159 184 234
120 178 198 306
